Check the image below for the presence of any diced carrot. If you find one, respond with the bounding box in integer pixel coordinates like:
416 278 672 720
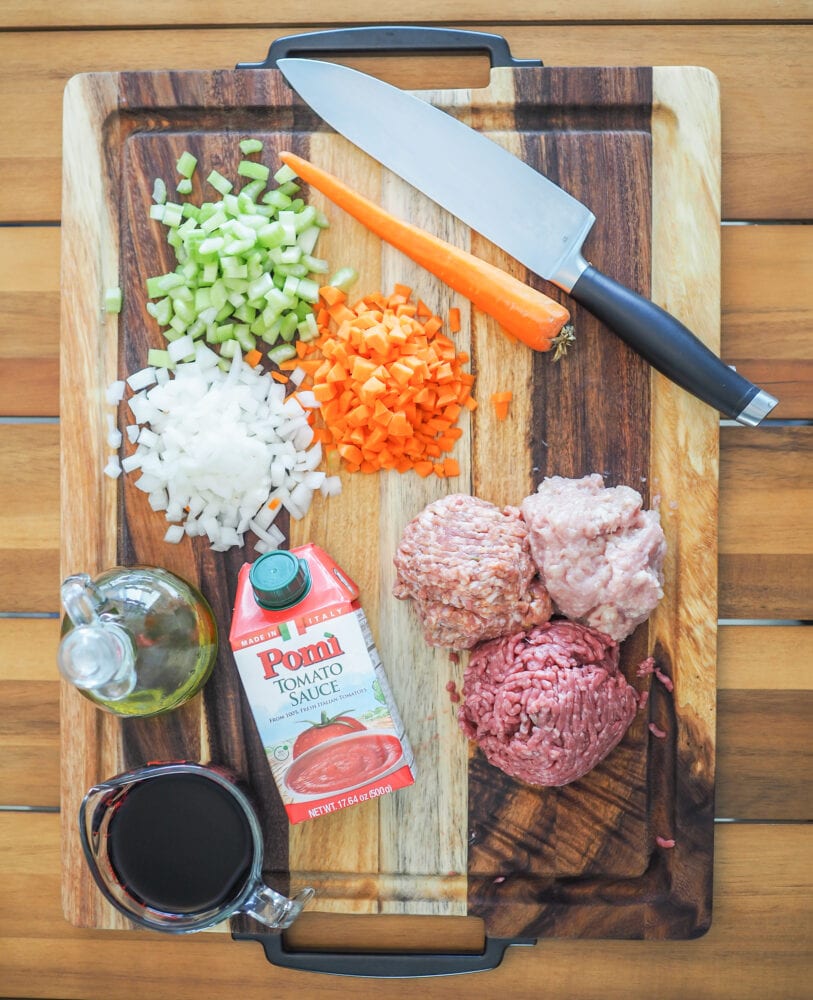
271 371 289 384
338 442 363 465
312 382 337 403
244 348 263 368
491 390 513 420
448 307 461 333
291 283 475 478
328 302 356 324
326 361 348 383
319 285 347 307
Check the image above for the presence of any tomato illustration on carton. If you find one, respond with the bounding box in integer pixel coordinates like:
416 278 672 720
293 712 367 757
229 544 416 824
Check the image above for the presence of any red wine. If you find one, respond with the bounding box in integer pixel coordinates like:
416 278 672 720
107 773 254 914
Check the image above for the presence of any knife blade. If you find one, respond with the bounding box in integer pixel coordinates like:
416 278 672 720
277 58 777 426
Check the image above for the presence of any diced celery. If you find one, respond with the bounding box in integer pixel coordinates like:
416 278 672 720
144 143 335 364
294 299 312 321
234 303 257 323
297 312 319 341
199 236 225 255
259 318 282 344
234 325 256 352
207 170 233 196
223 277 248 295
223 193 241 217
176 151 198 178
149 203 165 221
167 283 193 301
273 163 298 184
302 254 329 274
161 202 184 227
104 286 122 314
213 323 235 343
152 178 167 204
258 221 285 249
268 342 297 365
238 160 270 183
293 204 317 233
261 189 292 211
152 272 185 294
201 208 228 233
148 348 174 368
297 278 320 304
221 257 247 279
219 339 239 358
328 266 358 292
279 312 299 342
173 298 196 324
240 179 266 202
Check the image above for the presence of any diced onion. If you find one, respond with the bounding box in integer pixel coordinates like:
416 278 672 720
112 350 340 550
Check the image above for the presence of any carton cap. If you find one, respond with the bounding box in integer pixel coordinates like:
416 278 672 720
249 551 311 610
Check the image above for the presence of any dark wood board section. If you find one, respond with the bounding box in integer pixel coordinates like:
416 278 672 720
60 64 720 941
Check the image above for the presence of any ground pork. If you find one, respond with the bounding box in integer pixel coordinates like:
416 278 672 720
458 621 640 786
393 494 553 649
520 474 666 641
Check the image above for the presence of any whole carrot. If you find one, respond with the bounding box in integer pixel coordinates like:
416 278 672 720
279 151 570 352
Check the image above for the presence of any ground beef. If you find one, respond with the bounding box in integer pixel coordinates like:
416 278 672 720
520 474 666 641
458 621 639 786
393 494 553 649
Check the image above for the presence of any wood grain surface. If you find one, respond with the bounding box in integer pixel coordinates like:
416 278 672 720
0 26 811 220
1 10 811 997
2 0 808 29
57 62 720 941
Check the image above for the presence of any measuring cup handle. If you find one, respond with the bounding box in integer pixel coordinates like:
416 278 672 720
233 931 536 977
243 885 315 931
237 26 542 70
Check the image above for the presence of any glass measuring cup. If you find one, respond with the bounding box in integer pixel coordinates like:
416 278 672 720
79 761 313 933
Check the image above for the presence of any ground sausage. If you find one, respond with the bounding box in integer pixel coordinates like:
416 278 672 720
393 494 553 649
458 621 640 786
521 474 666 641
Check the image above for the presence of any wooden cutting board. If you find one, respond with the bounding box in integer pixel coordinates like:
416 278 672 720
60 63 719 941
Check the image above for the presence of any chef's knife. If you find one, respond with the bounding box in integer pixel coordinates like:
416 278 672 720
277 58 777 426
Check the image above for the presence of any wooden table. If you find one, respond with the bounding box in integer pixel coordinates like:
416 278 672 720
1 6 810 998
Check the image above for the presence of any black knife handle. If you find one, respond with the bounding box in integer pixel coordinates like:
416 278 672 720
237 26 541 70
233 931 536 978
570 264 778 425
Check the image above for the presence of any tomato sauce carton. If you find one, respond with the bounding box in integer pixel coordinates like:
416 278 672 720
229 544 416 824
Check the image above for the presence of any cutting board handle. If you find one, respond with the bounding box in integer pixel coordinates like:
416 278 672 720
237 26 542 70
232 930 536 978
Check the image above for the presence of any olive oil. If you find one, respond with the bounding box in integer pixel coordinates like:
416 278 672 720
58 566 217 717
